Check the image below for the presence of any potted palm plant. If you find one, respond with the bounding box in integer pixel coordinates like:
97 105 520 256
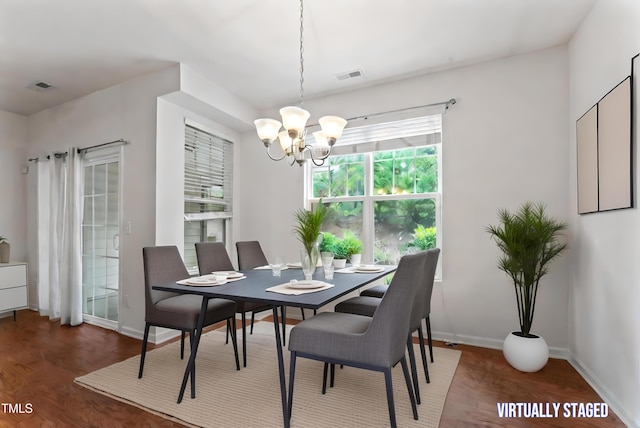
486 202 568 372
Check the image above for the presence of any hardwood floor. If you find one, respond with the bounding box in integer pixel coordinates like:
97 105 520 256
0 310 626 427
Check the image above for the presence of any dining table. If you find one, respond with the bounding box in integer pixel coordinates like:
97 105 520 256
153 263 397 428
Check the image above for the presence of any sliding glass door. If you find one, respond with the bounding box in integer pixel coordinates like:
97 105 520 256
82 151 120 327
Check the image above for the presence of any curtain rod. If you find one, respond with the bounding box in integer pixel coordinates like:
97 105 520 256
28 138 129 162
345 98 457 123
28 152 67 162
78 138 129 153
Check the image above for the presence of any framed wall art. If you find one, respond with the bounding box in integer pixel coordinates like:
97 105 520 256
576 73 633 214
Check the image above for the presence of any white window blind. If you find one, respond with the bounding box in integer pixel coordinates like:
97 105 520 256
184 125 233 221
309 114 442 156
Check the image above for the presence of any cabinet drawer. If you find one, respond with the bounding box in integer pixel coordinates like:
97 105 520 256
0 286 27 311
0 264 27 289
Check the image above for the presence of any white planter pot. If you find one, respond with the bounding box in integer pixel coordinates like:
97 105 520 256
503 332 549 372
349 254 362 267
333 259 347 268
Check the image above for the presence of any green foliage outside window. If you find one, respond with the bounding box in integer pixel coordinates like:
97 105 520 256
312 145 440 265
408 225 437 250
313 155 364 198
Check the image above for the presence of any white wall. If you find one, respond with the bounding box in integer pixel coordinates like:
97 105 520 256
0 110 28 272
237 46 571 351
568 1 640 426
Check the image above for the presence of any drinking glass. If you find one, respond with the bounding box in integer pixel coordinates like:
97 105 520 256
301 250 316 281
270 256 284 277
323 264 335 280
321 251 334 268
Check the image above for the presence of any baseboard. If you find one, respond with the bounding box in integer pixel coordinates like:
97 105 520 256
568 353 637 428
119 325 180 345
119 325 143 341
431 330 569 359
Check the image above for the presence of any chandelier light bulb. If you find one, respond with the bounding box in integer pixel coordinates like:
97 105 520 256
319 116 348 143
278 130 294 155
280 106 310 137
254 118 282 143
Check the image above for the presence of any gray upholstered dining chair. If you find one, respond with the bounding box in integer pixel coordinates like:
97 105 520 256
332 249 440 404
235 240 306 342
196 241 273 367
287 252 427 428
139 246 239 380
360 249 439 365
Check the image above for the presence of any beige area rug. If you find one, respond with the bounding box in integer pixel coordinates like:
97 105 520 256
75 322 461 428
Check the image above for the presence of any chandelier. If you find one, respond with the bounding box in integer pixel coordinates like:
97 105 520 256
253 0 347 166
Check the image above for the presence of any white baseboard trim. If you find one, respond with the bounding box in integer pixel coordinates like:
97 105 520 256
120 325 181 344
431 330 569 359
568 353 637 428
119 325 143 341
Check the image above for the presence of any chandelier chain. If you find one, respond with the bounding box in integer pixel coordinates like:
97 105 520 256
299 0 304 107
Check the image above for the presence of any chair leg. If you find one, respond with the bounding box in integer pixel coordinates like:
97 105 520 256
180 330 186 359
242 312 248 367
300 308 305 320
406 336 421 405
189 328 196 398
225 318 231 344
400 356 419 420
287 352 297 420
426 316 434 363
330 363 335 387
383 367 398 428
418 326 430 383
138 323 150 378
230 317 240 371
322 362 329 394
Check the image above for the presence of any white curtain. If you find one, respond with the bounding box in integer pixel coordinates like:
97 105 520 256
37 149 85 326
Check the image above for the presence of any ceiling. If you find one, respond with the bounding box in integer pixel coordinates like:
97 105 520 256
0 0 597 117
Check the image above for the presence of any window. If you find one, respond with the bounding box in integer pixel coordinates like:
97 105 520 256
308 113 442 276
184 125 233 272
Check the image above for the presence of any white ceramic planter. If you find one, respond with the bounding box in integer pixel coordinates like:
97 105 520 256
333 259 347 268
349 254 362 267
503 331 549 372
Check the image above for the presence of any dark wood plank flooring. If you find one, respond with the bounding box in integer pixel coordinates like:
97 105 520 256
0 310 625 427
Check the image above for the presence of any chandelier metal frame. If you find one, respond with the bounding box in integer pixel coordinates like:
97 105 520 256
253 0 347 167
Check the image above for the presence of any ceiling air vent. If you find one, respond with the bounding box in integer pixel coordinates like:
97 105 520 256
26 81 55 92
335 69 363 81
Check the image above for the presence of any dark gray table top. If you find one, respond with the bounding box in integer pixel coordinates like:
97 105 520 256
153 265 396 310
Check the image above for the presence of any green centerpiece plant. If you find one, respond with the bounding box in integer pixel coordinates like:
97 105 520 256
320 232 349 260
341 230 362 262
293 202 328 273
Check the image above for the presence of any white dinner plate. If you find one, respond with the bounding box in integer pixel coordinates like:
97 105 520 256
185 277 227 286
353 265 385 273
212 271 244 279
286 262 302 269
286 280 325 289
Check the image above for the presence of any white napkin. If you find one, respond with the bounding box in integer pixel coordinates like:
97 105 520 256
266 281 334 295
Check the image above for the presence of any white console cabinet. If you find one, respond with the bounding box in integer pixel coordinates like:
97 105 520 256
0 262 28 320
